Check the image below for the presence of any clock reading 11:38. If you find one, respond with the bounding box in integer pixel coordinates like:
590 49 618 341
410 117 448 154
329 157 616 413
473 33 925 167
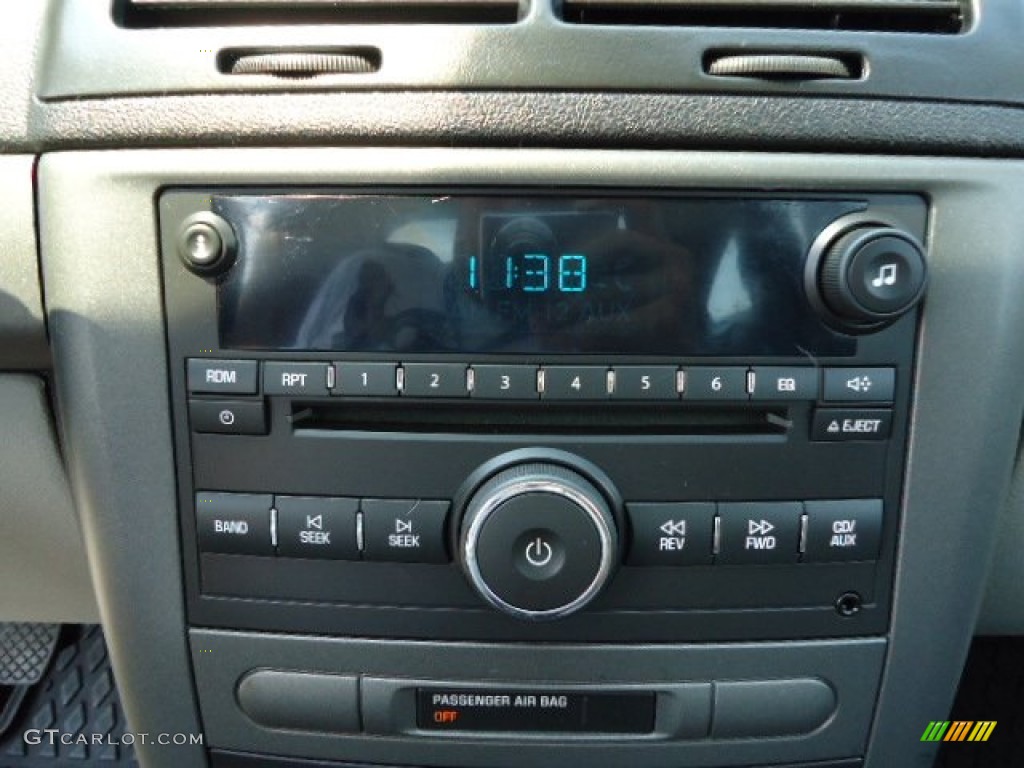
467 253 589 294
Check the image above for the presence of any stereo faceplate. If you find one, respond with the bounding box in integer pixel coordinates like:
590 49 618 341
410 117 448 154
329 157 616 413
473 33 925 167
161 189 924 643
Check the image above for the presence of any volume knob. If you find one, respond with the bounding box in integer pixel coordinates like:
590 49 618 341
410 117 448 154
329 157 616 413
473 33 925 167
816 225 928 330
460 462 618 621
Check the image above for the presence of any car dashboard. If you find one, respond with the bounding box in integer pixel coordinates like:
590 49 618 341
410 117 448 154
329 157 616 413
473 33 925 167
3 3 1024 768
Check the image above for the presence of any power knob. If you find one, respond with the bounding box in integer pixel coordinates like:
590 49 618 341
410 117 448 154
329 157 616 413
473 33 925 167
808 219 928 331
459 457 620 621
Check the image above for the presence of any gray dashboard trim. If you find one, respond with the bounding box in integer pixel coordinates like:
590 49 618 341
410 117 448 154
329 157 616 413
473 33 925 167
0 155 50 369
36 0 1024 107
0 375 97 623
37 148 1024 768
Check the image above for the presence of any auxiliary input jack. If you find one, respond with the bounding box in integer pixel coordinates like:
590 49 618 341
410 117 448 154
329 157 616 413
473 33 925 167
836 592 863 617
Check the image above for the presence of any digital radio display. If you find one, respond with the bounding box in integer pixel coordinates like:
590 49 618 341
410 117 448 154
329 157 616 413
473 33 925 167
213 194 859 356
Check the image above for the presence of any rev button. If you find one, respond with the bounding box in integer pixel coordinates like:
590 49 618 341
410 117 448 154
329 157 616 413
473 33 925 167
361 499 450 563
626 503 714 566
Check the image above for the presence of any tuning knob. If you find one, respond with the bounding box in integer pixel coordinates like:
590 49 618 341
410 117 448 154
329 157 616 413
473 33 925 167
812 223 927 330
459 460 619 621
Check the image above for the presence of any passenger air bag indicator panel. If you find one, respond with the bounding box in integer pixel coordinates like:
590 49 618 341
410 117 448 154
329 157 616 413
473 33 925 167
416 689 656 734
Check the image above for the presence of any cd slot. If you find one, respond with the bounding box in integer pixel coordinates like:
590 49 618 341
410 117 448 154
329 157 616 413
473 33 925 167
289 402 791 436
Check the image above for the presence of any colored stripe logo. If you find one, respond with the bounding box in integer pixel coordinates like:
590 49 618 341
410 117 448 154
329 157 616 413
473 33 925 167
921 721 996 742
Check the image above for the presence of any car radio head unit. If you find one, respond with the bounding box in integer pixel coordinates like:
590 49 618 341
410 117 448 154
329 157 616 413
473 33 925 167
160 188 925 643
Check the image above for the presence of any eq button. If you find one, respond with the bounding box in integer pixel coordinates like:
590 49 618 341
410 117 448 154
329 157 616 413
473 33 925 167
750 367 819 401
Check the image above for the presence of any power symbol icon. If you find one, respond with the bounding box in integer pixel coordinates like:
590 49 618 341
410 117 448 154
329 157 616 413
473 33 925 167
524 537 554 568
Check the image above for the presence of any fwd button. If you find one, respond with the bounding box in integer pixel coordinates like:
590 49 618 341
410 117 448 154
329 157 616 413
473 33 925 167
717 502 802 565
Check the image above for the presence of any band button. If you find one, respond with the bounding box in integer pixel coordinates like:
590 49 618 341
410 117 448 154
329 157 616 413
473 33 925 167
195 492 273 556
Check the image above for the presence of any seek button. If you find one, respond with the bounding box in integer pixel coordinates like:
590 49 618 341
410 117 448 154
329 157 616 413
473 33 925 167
361 499 450 563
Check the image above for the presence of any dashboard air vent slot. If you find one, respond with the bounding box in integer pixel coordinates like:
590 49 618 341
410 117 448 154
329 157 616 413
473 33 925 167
561 0 966 34
117 0 523 26
221 50 381 77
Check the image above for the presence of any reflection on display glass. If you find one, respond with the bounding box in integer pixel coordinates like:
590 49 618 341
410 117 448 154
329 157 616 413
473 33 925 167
214 194 859 356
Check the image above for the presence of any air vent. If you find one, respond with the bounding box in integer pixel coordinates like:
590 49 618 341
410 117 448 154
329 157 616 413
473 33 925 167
117 0 523 26
561 0 966 34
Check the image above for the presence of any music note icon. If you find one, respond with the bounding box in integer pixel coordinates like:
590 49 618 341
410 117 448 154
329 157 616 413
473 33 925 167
871 263 898 288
